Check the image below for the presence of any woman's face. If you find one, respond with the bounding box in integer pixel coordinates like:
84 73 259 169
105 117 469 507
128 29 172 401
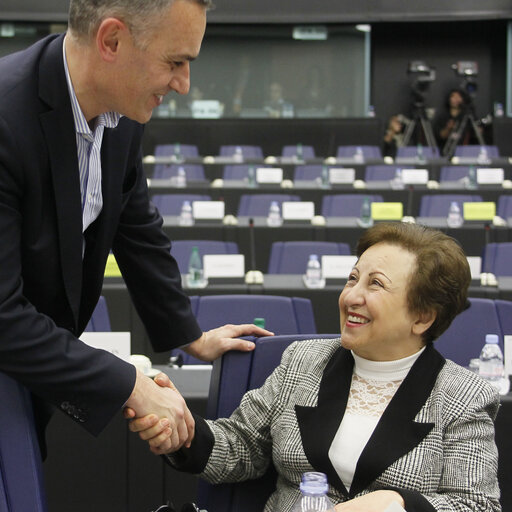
339 242 429 361
449 91 464 108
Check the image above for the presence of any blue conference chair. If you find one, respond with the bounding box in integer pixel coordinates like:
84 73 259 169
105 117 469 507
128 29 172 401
396 145 440 160
152 194 211 216
454 145 500 159
496 300 512 337
223 164 270 181
321 194 383 218
482 243 512 277
0 372 48 512
282 145 316 159
364 165 405 182
170 240 240 274
418 194 482 217
439 166 471 182
219 145 264 159
153 144 200 177
336 145 382 159
200 334 339 512
268 241 351 274
497 195 512 220
152 163 206 180
237 194 300 217
84 296 111 332
435 298 503 366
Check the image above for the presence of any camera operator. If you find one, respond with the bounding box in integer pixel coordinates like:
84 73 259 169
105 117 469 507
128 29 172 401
383 114 407 158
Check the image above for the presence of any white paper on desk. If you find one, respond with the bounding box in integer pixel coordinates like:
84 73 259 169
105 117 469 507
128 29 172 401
203 254 245 278
504 336 512 376
477 168 504 185
80 332 131 363
257 167 283 184
282 201 315 220
329 168 355 184
192 200 225 219
321 255 357 279
466 256 482 279
401 168 429 185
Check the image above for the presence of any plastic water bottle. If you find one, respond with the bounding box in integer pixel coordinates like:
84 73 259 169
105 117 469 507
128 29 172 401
175 166 187 188
320 165 330 188
291 472 335 512
296 143 304 162
304 254 324 289
477 146 489 165
266 201 283 227
354 146 364 163
466 165 477 189
358 196 373 228
179 200 194 226
253 317 266 329
187 246 206 288
446 201 463 228
417 143 425 163
479 334 504 381
247 165 257 188
173 142 182 162
390 167 404 190
234 146 244 162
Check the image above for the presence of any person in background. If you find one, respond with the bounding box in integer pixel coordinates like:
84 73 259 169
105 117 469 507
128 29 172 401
382 114 407 158
130 222 500 512
0 0 271 468
264 81 289 118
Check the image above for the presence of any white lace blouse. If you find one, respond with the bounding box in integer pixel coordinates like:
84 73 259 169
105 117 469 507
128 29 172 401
328 347 425 491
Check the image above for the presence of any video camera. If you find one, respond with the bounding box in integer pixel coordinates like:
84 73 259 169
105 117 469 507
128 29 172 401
407 60 436 103
452 60 478 97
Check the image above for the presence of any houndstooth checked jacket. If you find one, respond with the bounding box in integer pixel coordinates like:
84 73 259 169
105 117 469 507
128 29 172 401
173 338 501 512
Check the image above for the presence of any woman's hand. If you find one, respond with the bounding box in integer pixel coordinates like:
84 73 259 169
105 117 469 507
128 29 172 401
335 490 405 511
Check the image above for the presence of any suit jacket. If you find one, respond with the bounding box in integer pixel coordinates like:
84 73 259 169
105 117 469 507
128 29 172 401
173 338 501 512
0 34 202 440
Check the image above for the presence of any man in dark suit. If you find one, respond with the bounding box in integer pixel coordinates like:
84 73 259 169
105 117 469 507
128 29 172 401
0 0 269 456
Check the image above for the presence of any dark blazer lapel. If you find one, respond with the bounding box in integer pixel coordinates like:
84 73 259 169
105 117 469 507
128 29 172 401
38 34 83 326
295 347 355 496
349 345 445 496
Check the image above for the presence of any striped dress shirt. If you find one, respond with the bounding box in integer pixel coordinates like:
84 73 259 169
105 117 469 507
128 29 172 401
62 39 121 236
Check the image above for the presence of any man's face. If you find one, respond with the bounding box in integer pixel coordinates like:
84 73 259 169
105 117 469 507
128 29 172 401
114 0 206 123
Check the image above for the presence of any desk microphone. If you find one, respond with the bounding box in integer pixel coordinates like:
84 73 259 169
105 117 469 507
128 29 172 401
248 217 257 271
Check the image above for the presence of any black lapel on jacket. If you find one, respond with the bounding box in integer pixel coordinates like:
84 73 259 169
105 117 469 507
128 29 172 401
349 345 445 496
295 347 354 496
38 34 83 327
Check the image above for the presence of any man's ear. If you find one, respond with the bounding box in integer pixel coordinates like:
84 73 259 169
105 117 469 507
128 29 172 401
412 309 436 337
96 17 127 62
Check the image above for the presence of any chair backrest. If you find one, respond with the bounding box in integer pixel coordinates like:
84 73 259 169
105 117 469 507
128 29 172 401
396 145 440 160
151 194 211 216
364 165 403 182
152 164 205 180
281 145 316 159
336 145 382 159
418 194 482 217
439 166 471 182
495 300 512 337
293 165 324 181
321 194 383 217
482 243 512 277
195 295 316 335
84 296 111 332
435 298 503 366
223 164 268 181
498 195 512 219
268 241 351 274
201 334 339 512
237 194 301 216
454 145 500 158
171 240 240 274
154 143 200 159
0 373 48 512
219 145 264 159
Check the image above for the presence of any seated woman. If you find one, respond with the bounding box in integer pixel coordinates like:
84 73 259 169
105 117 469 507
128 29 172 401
129 223 501 512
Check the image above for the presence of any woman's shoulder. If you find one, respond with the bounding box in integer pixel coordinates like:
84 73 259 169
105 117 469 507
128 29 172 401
281 336 342 371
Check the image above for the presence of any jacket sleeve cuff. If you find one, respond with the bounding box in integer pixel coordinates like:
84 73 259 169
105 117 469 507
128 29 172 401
164 413 214 473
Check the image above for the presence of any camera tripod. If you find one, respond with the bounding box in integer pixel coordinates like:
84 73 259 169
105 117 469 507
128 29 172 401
442 105 485 158
401 102 437 151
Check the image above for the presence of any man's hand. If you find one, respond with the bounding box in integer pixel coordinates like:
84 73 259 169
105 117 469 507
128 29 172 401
125 373 181 455
124 370 194 452
184 323 274 362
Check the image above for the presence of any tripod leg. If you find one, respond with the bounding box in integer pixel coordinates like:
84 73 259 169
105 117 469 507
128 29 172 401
401 119 416 147
468 115 485 146
419 117 437 152
443 115 468 158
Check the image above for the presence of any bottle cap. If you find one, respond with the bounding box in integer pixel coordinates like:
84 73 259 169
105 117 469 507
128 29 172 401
485 334 499 344
253 317 265 329
300 472 328 495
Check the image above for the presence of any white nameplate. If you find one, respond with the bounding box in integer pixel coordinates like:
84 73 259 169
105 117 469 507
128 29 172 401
477 168 504 185
401 168 429 185
256 167 283 184
282 201 315 220
190 100 223 119
321 255 358 279
329 168 355 184
203 254 245 278
192 200 225 220
505 335 512 376
466 256 482 279
80 332 131 363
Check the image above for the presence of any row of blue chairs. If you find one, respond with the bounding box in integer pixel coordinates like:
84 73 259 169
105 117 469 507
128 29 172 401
152 192 512 219
153 143 501 162
152 163 508 182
